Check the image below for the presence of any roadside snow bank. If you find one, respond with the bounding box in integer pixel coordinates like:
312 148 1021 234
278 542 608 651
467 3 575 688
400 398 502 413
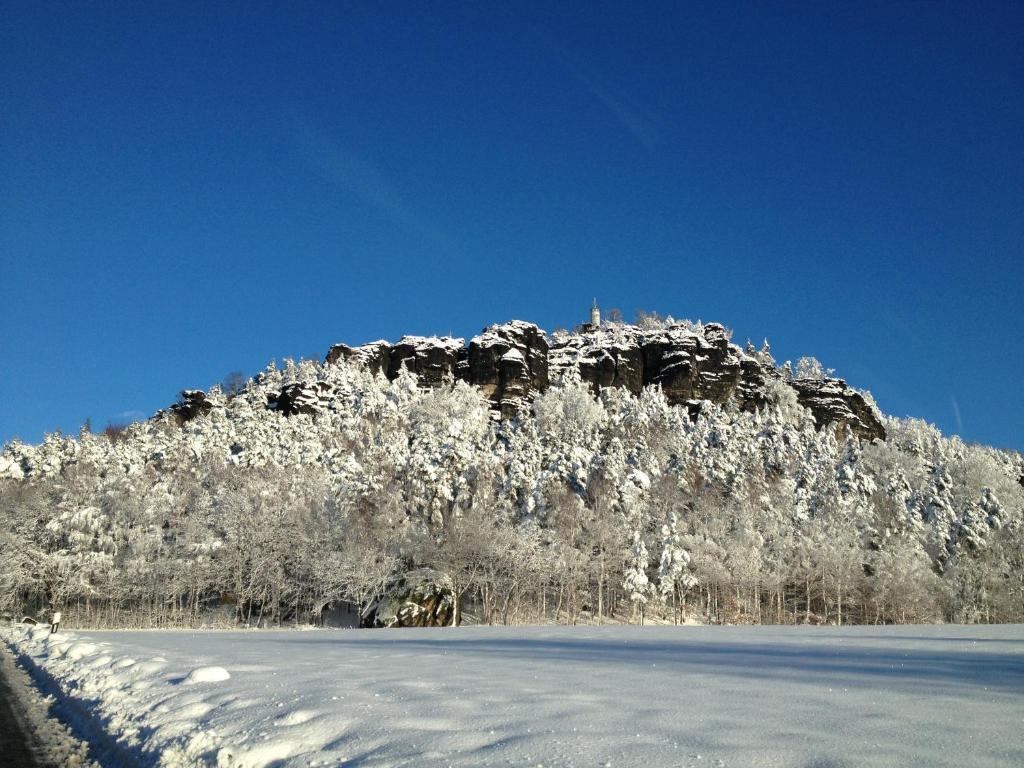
0 639 98 767
3 625 228 766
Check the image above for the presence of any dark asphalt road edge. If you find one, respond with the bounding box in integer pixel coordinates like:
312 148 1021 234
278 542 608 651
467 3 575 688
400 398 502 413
0 640 48 767
2 632 138 768
0 637 101 767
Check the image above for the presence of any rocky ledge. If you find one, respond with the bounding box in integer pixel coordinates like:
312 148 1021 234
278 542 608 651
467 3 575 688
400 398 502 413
161 319 883 441
327 320 549 417
790 377 886 442
321 319 885 441
548 322 769 413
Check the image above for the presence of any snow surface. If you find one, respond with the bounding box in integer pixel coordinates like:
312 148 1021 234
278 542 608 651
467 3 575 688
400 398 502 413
4 624 1023 767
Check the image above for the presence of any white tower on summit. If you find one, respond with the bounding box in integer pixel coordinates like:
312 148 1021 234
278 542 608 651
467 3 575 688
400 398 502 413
591 298 601 327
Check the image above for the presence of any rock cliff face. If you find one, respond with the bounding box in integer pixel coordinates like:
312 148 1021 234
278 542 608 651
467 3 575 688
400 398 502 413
548 322 769 413
328 336 465 386
274 381 334 417
468 321 550 417
326 322 550 416
318 320 885 441
790 378 886 442
325 340 392 376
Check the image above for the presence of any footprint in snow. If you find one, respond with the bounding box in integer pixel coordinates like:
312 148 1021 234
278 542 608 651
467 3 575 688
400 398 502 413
275 709 317 727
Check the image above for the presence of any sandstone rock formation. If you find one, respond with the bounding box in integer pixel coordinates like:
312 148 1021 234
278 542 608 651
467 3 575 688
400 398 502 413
549 322 769 412
549 325 645 394
327 322 551 415
327 336 465 386
325 340 391 376
468 321 549 416
360 568 456 628
790 378 886 442
274 381 334 417
321 319 886 441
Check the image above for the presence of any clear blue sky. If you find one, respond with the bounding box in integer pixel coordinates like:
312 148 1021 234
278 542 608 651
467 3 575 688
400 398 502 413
2 2 1022 450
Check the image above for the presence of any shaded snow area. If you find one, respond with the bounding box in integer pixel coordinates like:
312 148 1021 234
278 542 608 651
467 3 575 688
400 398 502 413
3 624 1023 768
0 642 98 767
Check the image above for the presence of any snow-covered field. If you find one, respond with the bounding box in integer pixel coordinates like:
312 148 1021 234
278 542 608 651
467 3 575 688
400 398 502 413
3 624 1022 768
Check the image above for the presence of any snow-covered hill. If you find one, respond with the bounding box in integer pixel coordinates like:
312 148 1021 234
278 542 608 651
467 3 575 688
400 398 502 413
1 318 1022 627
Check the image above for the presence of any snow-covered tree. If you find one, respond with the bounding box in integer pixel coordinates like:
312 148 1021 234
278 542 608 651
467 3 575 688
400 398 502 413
658 509 696 624
623 530 651 624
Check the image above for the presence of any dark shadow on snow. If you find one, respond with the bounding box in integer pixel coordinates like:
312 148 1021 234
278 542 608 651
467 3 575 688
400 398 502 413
277 631 1024 695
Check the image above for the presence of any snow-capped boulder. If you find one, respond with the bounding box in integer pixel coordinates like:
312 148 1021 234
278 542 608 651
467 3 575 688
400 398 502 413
360 568 456 628
183 666 231 684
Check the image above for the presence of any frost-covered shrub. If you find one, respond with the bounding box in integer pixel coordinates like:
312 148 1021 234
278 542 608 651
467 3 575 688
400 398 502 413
794 356 835 380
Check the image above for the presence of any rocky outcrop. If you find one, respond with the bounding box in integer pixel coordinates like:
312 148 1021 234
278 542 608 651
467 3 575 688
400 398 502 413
643 323 758 408
790 378 885 442
387 336 466 387
468 321 549 416
319 319 884 440
360 568 456 628
274 381 334 417
549 322 769 413
331 322 551 415
550 327 645 394
326 340 392 376
327 337 465 387
170 390 217 423
737 357 771 411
